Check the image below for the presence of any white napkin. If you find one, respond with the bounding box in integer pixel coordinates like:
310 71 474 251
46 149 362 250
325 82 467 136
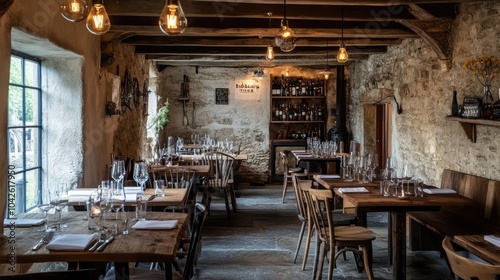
125 193 139 202
423 188 457 194
124 187 143 194
46 234 96 251
132 220 178 230
484 235 500 247
316 175 341 179
3 219 45 227
298 154 314 157
338 187 369 193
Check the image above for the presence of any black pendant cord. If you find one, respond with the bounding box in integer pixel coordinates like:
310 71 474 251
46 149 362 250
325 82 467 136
283 0 287 22
341 6 344 44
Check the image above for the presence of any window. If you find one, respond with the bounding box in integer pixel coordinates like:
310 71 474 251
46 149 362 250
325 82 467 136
8 52 42 215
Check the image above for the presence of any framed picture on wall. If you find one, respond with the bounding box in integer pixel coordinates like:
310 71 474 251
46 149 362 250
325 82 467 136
215 88 229 104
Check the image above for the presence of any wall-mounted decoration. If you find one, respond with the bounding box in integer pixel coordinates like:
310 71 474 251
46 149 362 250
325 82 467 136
215 88 229 104
235 78 261 100
105 71 121 116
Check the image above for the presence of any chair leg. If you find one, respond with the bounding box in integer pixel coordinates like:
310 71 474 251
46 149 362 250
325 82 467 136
328 239 335 280
223 189 231 217
302 220 313 270
294 221 306 264
229 185 237 213
362 243 375 280
282 176 288 203
316 241 326 280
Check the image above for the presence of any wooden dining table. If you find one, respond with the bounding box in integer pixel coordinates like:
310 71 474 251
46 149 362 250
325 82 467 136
334 186 475 280
291 150 343 174
150 164 210 177
0 211 189 279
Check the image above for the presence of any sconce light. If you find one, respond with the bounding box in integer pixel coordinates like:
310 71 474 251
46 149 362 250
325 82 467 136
86 0 111 35
275 0 296 52
285 69 289 77
60 0 90 22
253 68 266 78
159 0 188 36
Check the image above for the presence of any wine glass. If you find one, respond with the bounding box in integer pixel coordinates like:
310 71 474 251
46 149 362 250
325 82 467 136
52 187 69 229
111 159 126 189
133 161 149 193
110 183 126 235
176 137 184 155
37 189 55 232
95 186 111 232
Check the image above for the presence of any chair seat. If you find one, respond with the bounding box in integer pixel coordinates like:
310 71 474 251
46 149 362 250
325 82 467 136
335 226 376 241
206 178 234 188
289 167 302 173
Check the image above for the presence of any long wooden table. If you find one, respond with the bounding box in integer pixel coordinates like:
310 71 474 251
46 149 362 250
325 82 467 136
150 164 210 177
335 187 475 280
291 150 342 174
1 211 189 279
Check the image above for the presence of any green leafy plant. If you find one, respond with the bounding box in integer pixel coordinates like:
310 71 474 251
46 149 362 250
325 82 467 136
148 100 170 134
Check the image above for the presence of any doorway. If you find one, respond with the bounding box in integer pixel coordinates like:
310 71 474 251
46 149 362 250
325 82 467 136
363 103 391 173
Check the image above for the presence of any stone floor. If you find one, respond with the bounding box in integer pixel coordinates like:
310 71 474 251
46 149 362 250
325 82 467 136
193 183 453 280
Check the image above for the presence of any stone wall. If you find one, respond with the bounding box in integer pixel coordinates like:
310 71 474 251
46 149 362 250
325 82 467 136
349 1 500 186
156 66 337 182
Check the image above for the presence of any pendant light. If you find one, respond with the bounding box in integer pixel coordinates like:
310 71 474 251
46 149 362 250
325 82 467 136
275 0 296 53
159 0 188 36
86 0 110 35
266 13 275 61
61 0 90 22
319 41 333 80
337 6 348 63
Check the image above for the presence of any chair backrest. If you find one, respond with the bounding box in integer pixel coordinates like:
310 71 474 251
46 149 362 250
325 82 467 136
166 168 196 205
202 152 234 188
442 237 500 280
307 188 336 244
280 151 290 174
183 203 208 280
0 269 96 280
293 177 312 219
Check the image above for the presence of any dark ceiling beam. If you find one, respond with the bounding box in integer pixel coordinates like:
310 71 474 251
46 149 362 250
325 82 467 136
135 46 387 56
122 36 403 47
108 26 418 39
191 0 478 6
105 1 415 21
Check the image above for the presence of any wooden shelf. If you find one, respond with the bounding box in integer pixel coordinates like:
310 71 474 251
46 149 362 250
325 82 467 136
271 95 326 99
445 116 500 143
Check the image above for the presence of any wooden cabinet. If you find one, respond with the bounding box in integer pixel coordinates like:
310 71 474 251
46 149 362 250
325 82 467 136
269 75 327 140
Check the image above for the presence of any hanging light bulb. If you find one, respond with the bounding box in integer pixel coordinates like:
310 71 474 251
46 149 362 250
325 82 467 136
336 6 348 63
159 0 187 36
266 46 275 61
337 42 349 64
319 41 333 80
275 0 296 52
61 0 90 22
86 1 110 35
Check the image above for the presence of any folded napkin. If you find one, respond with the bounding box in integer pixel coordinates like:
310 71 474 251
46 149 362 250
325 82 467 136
291 150 306 153
125 193 139 202
298 154 314 157
338 187 369 193
132 220 178 230
484 235 500 247
423 188 457 194
316 175 341 179
46 234 96 251
124 187 143 194
3 219 45 227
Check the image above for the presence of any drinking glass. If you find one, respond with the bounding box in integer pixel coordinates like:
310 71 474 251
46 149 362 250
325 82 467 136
52 188 69 229
154 179 165 197
95 186 111 231
37 189 55 232
111 159 126 189
133 161 149 193
176 137 184 155
110 184 126 235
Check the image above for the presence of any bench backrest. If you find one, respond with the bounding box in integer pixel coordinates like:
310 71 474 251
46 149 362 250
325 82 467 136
441 169 500 224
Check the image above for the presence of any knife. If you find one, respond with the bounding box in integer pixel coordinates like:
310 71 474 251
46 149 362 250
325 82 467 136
96 236 114 252
32 231 54 251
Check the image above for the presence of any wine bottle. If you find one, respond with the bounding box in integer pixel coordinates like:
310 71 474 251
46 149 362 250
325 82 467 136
451 90 458 116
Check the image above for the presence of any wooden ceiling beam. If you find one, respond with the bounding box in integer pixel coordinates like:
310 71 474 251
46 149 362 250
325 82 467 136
190 0 479 5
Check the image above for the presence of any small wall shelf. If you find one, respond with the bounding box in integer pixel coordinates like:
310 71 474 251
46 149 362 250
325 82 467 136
445 116 500 143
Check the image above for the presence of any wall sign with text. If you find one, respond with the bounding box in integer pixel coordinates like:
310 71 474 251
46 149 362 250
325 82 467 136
215 88 229 104
235 78 261 100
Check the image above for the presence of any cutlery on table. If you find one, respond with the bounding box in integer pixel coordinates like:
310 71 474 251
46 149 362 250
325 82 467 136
88 233 106 252
148 195 157 201
32 231 54 251
97 236 114 252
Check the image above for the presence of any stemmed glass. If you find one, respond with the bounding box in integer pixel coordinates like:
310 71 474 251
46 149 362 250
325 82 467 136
95 185 111 232
371 154 379 180
176 137 184 155
110 183 126 235
111 159 126 190
37 189 55 232
133 161 149 194
52 188 69 229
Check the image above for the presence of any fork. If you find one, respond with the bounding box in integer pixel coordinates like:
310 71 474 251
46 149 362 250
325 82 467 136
32 231 54 251
88 232 107 252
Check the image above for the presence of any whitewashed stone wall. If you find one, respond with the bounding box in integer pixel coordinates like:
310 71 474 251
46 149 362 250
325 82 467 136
349 1 500 186
157 66 337 181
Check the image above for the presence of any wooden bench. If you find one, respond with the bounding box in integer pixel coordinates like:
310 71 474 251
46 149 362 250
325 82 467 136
408 169 500 251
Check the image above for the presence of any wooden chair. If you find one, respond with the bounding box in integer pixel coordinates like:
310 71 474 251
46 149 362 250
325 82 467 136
200 151 236 217
280 151 302 203
130 203 209 280
296 179 357 271
307 188 375 280
163 168 197 214
442 237 500 280
0 269 96 280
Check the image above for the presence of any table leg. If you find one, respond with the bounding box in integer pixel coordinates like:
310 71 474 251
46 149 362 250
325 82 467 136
387 213 392 265
164 262 173 280
391 211 406 280
114 262 130 280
